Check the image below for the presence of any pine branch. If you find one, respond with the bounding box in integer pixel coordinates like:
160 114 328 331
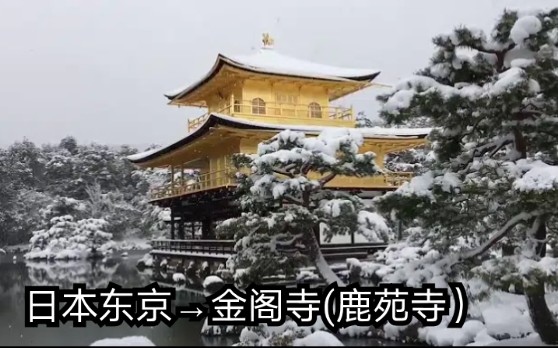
284 195 303 205
459 134 514 166
319 173 337 187
272 167 294 178
460 211 538 260
274 233 304 247
301 161 312 175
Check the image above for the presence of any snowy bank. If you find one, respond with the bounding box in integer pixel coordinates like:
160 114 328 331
90 336 155 346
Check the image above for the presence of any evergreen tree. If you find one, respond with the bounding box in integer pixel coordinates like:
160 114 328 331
355 111 386 128
375 9 558 343
0 137 164 246
217 129 390 286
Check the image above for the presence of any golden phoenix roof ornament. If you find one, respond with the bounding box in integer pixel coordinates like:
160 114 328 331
262 33 274 48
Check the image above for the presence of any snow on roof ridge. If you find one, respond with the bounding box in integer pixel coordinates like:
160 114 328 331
211 112 431 137
127 113 431 163
223 48 380 80
165 48 380 100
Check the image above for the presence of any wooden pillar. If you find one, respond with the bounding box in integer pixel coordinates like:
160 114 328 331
202 217 213 240
170 165 175 194
191 222 196 239
180 164 185 189
170 208 175 240
178 210 185 240
351 229 355 245
376 144 385 169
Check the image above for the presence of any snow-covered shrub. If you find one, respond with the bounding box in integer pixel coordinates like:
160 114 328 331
25 215 114 261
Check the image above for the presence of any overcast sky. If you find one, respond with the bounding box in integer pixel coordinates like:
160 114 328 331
0 0 556 149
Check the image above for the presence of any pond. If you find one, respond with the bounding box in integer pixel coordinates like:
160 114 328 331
0 250 412 346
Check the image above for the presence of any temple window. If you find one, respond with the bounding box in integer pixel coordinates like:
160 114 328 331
234 100 241 113
252 98 266 114
308 102 322 118
276 94 298 105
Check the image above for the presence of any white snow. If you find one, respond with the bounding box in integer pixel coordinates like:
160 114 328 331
482 305 533 338
357 210 390 242
90 336 155 346
126 147 161 162
419 320 486 346
394 171 435 200
137 253 154 267
383 89 415 114
114 238 152 251
514 162 558 192
438 172 461 193
167 47 379 99
202 275 224 289
491 67 526 95
226 47 379 81
293 331 344 346
212 113 430 138
25 216 114 261
485 333 549 346
510 58 536 68
172 272 186 283
510 15 542 45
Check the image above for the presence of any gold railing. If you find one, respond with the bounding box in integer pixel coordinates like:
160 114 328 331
384 172 414 186
187 101 354 132
150 168 236 200
149 166 415 201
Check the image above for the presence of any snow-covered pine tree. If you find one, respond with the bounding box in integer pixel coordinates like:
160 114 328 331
217 129 391 286
355 111 386 128
375 9 558 343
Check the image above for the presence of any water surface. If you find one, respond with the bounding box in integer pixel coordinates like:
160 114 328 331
0 251 414 346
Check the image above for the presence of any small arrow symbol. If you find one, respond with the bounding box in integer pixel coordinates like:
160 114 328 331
176 303 207 320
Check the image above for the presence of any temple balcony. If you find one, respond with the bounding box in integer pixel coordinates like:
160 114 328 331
187 100 354 132
149 164 414 202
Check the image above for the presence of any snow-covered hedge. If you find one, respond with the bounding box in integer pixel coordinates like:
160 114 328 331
25 215 114 261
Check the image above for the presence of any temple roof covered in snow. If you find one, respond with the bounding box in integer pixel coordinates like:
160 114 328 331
165 46 381 105
127 113 431 166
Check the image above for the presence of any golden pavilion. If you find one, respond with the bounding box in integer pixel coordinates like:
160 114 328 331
128 34 429 242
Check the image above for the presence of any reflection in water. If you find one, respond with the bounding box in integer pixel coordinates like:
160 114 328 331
0 252 402 346
0 252 231 346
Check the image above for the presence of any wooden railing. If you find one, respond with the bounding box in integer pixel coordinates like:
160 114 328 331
150 166 415 201
150 239 387 259
151 239 235 255
188 101 354 132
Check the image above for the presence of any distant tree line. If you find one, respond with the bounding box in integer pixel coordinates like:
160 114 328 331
0 136 166 247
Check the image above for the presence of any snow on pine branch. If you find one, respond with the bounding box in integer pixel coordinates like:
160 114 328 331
248 129 381 203
513 161 558 193
510 15 543 46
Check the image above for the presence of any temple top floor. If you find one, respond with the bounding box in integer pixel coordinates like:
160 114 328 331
163 34 386 130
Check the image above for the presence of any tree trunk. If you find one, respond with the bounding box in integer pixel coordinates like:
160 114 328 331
308 226 344 285
523 217 558 344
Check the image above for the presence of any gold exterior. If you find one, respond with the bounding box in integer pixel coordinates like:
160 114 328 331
138 44 428 202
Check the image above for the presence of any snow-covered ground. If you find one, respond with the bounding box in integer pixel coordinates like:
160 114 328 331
344 255 558 346
90 336 155 346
